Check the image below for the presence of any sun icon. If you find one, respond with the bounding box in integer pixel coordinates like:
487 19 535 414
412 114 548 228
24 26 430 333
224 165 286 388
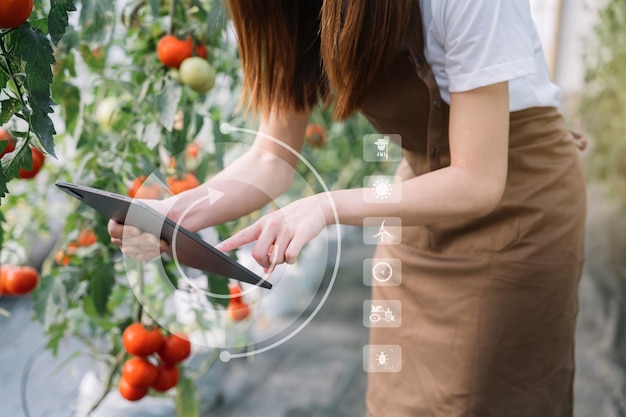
372 178 393 200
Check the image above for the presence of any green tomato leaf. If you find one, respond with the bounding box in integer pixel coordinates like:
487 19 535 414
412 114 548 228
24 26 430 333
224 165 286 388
207 273 230 309
157 79 182 132
45 322 69 356
88 262 115 316
0 98 22 125
78 0 115 44
0 67 8 90
174 376 199 417
49 0 77 45
13 24 58 156
141 121 162 150
0 210 4 250
30 18 49 35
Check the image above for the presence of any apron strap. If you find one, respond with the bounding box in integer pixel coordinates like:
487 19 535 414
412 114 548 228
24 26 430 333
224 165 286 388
405 2 451 171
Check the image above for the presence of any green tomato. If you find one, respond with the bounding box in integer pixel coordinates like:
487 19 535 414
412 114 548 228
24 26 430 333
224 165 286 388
95 97 120 129
179 57 216 94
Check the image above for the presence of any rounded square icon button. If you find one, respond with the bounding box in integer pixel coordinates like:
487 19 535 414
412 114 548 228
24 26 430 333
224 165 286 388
363 345 402 373
363 217 402 245
363 258 402 286
363 176 401 204
363 300 402 328
363 134 402 162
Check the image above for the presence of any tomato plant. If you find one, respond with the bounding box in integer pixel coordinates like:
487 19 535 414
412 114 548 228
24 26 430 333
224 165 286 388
0 0 34 29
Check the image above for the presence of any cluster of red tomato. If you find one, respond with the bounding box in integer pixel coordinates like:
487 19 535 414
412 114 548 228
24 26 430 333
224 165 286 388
157 35 216 94
119 323 192 401
0 265 39 296
127 142 202 200
54 228 98 266
0 129 46 179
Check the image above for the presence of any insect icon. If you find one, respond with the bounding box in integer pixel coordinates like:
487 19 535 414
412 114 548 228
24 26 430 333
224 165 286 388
376 352 390 366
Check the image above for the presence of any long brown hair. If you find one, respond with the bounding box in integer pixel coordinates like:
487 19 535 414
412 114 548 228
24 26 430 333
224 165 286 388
226 0 416 120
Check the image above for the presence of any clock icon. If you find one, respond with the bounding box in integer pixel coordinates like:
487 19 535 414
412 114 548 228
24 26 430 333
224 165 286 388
372 261 393 283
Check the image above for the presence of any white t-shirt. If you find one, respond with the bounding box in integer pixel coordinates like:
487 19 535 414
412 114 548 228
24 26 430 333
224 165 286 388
419 0 560 111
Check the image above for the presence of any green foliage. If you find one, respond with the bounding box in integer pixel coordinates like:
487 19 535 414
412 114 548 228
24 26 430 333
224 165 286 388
580 0 626 199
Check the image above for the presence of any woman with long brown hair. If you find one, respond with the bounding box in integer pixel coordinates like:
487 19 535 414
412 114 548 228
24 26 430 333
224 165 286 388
110 1 587 415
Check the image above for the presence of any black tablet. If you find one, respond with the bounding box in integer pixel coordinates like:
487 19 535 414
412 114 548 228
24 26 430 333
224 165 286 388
55 181 272 290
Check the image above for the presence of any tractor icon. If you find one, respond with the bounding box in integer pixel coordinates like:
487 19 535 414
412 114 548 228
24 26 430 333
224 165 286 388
369 305 396 323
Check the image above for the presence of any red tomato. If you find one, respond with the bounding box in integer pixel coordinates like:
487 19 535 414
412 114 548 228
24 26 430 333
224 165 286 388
0 0 34 29
122 323 164 357
0 265 16 295
158 333 192 365
157 35 208 69
167 173 200 195
118 376 148 401
151 364 180 392
77 229 97 246
227 299 250 322
304 124 327 148
19 146 45 179
128 176 161 199
3 266 39 295
0 129 15 157
121 357 158 388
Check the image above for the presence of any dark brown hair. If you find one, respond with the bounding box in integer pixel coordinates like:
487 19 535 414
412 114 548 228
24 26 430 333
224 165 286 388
226 0 416 120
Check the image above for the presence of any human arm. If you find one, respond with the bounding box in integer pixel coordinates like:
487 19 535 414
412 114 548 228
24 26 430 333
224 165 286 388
108 110 310 259
216 81 510 268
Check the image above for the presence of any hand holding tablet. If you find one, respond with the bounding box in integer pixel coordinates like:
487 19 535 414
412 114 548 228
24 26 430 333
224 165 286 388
55 181 272 290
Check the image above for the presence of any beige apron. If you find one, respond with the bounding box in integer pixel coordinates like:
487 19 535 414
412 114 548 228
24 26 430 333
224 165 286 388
360 4 587 417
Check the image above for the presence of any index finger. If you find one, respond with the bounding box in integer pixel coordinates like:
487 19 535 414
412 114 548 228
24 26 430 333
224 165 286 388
214 223 261 253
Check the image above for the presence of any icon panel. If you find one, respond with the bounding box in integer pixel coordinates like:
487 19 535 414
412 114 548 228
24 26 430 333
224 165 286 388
363 217 402 245
363 345 402 373
363 176 401 204
363 300 402 328
363 258 402 286
363 134 402 162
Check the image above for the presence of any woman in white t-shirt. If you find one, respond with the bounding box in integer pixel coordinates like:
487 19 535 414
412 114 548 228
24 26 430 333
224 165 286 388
110 1 587 415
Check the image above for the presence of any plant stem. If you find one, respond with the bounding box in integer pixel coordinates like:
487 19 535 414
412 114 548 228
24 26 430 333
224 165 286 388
0 37 28 109
84 348 127 417
134 263 145 323
168 0 176 34
0 27 17 40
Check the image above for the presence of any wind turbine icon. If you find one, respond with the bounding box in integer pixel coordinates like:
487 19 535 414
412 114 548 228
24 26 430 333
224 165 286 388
373 220 393 243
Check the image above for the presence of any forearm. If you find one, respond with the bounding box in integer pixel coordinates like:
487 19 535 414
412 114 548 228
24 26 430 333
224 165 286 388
167 148 296 232
325 165 504 227
165 109 309 232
